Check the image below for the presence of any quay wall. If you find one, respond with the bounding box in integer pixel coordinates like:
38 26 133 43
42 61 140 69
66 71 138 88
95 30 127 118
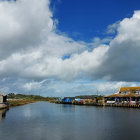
0 103 9 110
55 101 140 108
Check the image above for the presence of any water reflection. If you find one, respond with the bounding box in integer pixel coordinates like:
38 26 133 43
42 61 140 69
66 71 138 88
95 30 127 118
0 109 8 122
0 102 140 140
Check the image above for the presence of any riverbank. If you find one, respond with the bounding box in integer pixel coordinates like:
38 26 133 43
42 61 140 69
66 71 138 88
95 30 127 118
55 101 140 108
6 93 57 107
8 99 40 107
0 103 9 109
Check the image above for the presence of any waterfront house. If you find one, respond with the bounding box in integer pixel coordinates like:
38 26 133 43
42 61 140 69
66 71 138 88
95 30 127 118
73 98 94 104
56 97 73 104
0 93 7 103
105 87 140 104
0 93 8 110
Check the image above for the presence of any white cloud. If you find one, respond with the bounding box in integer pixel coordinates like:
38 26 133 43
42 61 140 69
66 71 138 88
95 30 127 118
0 0 53 59
97 11 140 81
106 21 120 34
94 81 138 95
23 80 46 91
0 0 87 80
0 0 140 95
0 78 139 96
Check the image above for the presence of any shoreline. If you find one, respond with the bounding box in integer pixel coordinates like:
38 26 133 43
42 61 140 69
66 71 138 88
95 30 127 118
8 99 46 107
2 99 140 109
0 103 9 110
55 101 140 108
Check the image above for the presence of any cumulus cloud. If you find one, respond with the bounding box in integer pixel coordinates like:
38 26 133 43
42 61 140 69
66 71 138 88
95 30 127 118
23 80 46 91
0 0 140 95
0 0 87 79
106 21 120 34
0 0 53 59
0 78 139 96
96 11 140 81
94 81 138 95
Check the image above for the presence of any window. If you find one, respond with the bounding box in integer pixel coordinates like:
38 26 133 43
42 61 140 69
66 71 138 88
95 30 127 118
135 91 140 94
120 91 130 94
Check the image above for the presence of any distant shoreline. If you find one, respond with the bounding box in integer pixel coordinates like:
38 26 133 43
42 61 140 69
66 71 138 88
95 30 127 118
8 99 47 107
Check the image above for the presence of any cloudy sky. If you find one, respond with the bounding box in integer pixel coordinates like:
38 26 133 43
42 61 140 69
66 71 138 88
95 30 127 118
0 0 140 96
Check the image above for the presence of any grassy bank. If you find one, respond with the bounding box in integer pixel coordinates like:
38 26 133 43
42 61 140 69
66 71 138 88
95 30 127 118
7 93 57 107
8 99 41 107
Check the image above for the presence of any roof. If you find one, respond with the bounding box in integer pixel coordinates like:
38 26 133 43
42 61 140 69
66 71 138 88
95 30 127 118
119 87 140 92
105 87 140 98
106 93 140 98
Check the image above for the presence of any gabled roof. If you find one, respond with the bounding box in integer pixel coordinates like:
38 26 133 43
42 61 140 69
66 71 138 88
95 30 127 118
106 93 140 98
119 87 140 92
106 87 140 98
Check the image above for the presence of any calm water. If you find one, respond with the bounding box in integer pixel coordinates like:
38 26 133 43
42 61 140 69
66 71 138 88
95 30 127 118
0 102 140 140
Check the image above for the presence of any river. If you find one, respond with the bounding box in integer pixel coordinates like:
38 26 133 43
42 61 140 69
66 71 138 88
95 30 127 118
0 102 140 140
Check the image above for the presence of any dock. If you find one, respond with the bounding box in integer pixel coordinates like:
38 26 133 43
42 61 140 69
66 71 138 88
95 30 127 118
54 87 140 109
56 101 140 108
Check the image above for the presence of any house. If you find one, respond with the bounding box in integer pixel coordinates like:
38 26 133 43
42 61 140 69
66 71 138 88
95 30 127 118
105 87 140 104
0 93 7 103
56 97 73 104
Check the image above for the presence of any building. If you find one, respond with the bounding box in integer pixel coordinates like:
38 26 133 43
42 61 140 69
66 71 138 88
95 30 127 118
0 93 7 103
0 93 8 110
105 87 140 104
56 97 73 104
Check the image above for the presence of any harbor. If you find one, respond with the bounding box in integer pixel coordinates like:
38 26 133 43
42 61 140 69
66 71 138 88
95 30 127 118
55 86 140 108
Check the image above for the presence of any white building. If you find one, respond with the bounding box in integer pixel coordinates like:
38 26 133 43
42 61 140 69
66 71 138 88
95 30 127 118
0 93 7 103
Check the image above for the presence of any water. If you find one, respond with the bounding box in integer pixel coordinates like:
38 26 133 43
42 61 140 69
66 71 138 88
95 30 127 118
0 102 140 140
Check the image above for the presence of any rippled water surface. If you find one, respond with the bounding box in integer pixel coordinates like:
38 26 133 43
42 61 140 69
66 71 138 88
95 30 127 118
0 102 140 140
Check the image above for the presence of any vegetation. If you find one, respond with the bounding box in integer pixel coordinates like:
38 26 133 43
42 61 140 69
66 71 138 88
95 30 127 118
7 93 57 101
8 99 37 107
7 93 104 107
7 93 57 107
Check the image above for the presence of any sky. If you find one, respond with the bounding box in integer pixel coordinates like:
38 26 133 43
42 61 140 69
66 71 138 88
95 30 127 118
0 0 140 96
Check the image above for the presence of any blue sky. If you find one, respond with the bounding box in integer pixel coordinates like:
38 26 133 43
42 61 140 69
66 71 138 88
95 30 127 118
50 0 140 41
0 0 140 96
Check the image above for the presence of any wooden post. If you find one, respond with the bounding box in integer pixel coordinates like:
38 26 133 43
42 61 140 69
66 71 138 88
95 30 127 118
102 97 104 105
130 96 132 105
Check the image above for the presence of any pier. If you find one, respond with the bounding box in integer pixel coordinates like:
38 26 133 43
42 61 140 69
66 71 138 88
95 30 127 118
54 86 140 109
56 101 140 108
